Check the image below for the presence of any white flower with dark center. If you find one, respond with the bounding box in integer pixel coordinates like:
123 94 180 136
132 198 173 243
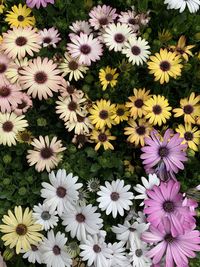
108 241 129 267
164 0 200 13
80 235 112 267
118 10 140 33
129 240 152 267
112 221 149 248
134 174 160 206
22 244 42 264
33 203 59 231
69 20 92 39
41 169 82 216
62 204 103 241
40 230 72 267
122 36 151 65
97 179 134 218
103 23 133 52
39 27 61 48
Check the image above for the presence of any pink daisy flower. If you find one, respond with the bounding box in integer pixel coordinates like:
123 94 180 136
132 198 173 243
39 27 61 48
144 180 196 236
89 5 118 30
26 0 55 9
118 10 140 33
0 79 22 113
142 218 200 267
67 33 103 66
13 93 33 115
0 54 10 82
69 20 92 40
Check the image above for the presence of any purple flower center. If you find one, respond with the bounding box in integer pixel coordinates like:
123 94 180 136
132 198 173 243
131 46 141 55
66 85 75 94
114 33 125 43
153 105 162 115
68 60 79 70
160 61 171 72
93 244 101 253
17 100 27 109
163 201 175 212
56 186 67 198
2 121 13 132
15 36 27 46
76 213 85 223
134 98 143 108
158 146 169 158
184 131 193 141
128 18 137 25
136 126 146 135
0 63 7 73
40 147 53 159
99 17 108 26
116 108 125 116
183 105 193 114
98 133 107 142
53 245 61 255
80 44 91 55
110 192 120 201
99 110 108 119
0 86 10 97
135 249 143 257
164 234 175 244
68 101 77 111
31 245 38 251
34 71 48 84
43 37 52 44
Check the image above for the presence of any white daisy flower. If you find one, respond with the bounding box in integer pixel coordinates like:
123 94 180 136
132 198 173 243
41 169 83 216
122 36 151 66
80 235 112 267
164 0 200 13
22 244 42 264
97 179 134 218
69 20 92 39
112 221 149 248
62 204 103 241
103 23 134 52
33 203 59 231
129 239 152 267
108 241 129 267
64 114 93 134
134 173 160 205
40 230 72 267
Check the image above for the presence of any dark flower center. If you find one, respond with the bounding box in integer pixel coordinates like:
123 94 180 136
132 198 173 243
164 234 175 244
163 201 175 212
128 18 137 25
134 99 143 108
76 213 85 223
176 48 184 55
135 249 143 257
184 131 193 141
15 36 27 46
17 15 25 22
98 133 107 142
66 85 75 94
183 105 193 114
16 224 27 236
131 46 141 55
20 132 31 142
31 245 38 251
68 101 77 111
93 244 101 253
68 60 79 70
99 110 108 119
17 100 27 109
158 146 169 158
0 63 7 73
41 211 51 220
2 121 13 132
53 245 61 255
153 105 162 115
40 147 53 159
77 114 85 122
160 61 171 72
105 73 113 81
0 86 10 97
136 126 146 135
43 37 52 44
56 186 67 198
34 71 48 84
80 44 91 55
110 192 120 201
99 17 108 26
77 134 86 144
114 33 125 43
116 108 125 116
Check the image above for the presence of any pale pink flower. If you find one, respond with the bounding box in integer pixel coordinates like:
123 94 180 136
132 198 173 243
69 20 92 40
13 93 32 115
26 0 55 9
39 27 61 48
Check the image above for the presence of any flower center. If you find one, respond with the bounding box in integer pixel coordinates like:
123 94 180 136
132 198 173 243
160 60 171 72
20 132 31 142
68 101 77 111
0 63 7 73
184 131 193 141
17 15 25 22
131 46 141 55
31 245 38 251
163 201 175 212
99 110 108 119
135 249 143 257
98 133 107 142
43 37 52 44
128 18 137 25
16 224 27 236
15 36 27 46
34 71 48 84
2 121 13 132
158 146 169 158
105 73 113 81
77 114 85 122
176 48 184 55
56 186 67 198
153 105 162 115
66 85 75 95
114 33 125 43
136 126 146 135
93 244 101 253
68 60 79 70
134 98 143 108
80 44 91 55
40 147 53 159
17 100 27 109
0 86 10 97
110 192 120 201
53 245 61 255
77 134 86 144
183 104 193 114
76 213 85 223
41 211 51 220
164 234 175 244
116 108 125 116
99 17 108 26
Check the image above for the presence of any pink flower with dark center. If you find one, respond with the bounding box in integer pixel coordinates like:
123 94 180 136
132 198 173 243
13 93 32 115
26 0 55 9
39 27 61 48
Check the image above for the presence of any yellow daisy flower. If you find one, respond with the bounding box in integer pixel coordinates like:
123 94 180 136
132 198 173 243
124 118 152 146
111 104 130 124
90 128 116 151
5 4 35 28
0 206 43 254
16 130 33 144
176 124 200 151
147 48 183 84
0 0 5 14
126 88 151 119
170 36 195 62
173 93 200 124
144 95 172 126
89 99 116 129
99 66 119 91
158 29 172 43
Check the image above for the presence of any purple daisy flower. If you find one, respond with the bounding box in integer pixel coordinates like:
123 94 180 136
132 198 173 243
141 129 188 181
26 0 55 9
144 180 196 236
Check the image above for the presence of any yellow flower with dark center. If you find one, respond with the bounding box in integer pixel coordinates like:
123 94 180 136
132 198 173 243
170 36 195 61
144 95 172 126
5 4 35 28
0 206 43 254
147 48 183 84
124 118 152 146
173 93 200 124
158 29 172 43
90 128 116 151
176 124 200 151
89 99 116 129
111 104 130 124
126 88 151 119
16 130 33 144
0 0 5 14
99 66 119 90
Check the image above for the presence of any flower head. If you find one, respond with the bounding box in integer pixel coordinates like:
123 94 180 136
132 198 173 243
170 35 195 61
99 66 119 91
90 128 116 151
176 124 200 151
26 0 55 9
39 27 61 48
111 104 130 124
164 0 200 13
